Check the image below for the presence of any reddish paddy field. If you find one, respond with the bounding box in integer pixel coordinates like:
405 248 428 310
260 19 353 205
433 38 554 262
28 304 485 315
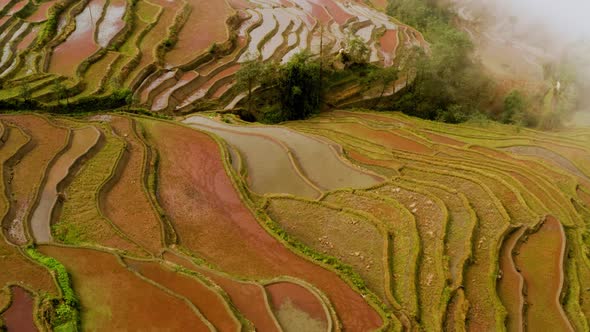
96 0 126 47
124 258 240 332
49 0 106 77
515 217 572 331
38 246 209 331
1 286 37 332
1 115 68 245
100 116 162 254
164 0 231 66
379 29 398 66
162 251 280 331
25 1 57 22
141 119 382 331
16 27 38 51
266 281 328 326
497 227 525 332
309 0 352 25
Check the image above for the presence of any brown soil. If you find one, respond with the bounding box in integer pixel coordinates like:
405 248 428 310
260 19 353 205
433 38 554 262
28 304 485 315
142 119 383 331
514 217 572 331
1 115 68 245
124 258 240 332
162 251 280 332
577 188 590 208
497 227 525 332
38 245 210 331
1 286 37 332
266 282 328 324
100 116 162 253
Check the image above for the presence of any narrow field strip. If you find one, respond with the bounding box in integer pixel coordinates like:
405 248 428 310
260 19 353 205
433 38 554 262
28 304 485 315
497 227 526 332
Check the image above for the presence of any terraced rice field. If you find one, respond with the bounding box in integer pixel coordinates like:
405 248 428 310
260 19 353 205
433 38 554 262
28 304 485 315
0 0 424 111
0 110 590 330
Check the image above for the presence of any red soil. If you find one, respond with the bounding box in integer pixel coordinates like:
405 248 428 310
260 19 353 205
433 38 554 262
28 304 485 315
124 258 240 332
7 1 26 15
164 0 231 66
379 29 398 66
17 28 38 51
1 115 68 245
38 245 210 331
2 286 37 332
423 131 466 147
515 217 572 331
49 0 106 77
101 116 162 254
347 149 402 171
331 110 409 125
162 251 280 332
309 2 332 25
266 281 328 324
143 120 382 331
26 0 57 22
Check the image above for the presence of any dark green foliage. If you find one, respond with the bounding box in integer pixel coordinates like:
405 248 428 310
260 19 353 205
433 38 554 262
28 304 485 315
502 90 526 124
276 51 321 121
387 0 493 124
25 247 79 331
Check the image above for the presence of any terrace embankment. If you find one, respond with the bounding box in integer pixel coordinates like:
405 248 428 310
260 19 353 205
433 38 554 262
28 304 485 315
0 124 57 295
39 245 212 330
1 114 69 245
140 119 383 331
497 227 526 332
162 250 281 332
514 216 573 331
29 125 100 243
99 116 163 254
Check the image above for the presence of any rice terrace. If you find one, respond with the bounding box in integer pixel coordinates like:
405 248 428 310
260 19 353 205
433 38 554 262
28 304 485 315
0 0 589 330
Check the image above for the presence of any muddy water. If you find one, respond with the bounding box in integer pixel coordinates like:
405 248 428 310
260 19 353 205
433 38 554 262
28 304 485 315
29 126 100 243
144 120 383 331
497 227 525 332
184 116 382 191
151 71 198 111
504 145 589 181
183 119 319 198
2 286 37 332
266 281 328 325
49 0 106 77
515 217 572 331
379 29 398 66
96 0 126 47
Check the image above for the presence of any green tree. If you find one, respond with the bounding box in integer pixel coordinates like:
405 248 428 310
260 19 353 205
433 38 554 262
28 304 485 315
365 66 399 108
277 51 322 120
20 82 32 104
235 55 265 113
52 81 69 108
344 34 370 65
502 90 526 124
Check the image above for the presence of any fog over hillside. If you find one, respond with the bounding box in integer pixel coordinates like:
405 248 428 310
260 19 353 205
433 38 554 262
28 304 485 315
451 0 590 125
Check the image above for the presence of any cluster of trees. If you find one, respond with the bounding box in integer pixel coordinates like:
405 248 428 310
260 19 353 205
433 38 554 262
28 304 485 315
387 0 494 124
236 51 322 123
